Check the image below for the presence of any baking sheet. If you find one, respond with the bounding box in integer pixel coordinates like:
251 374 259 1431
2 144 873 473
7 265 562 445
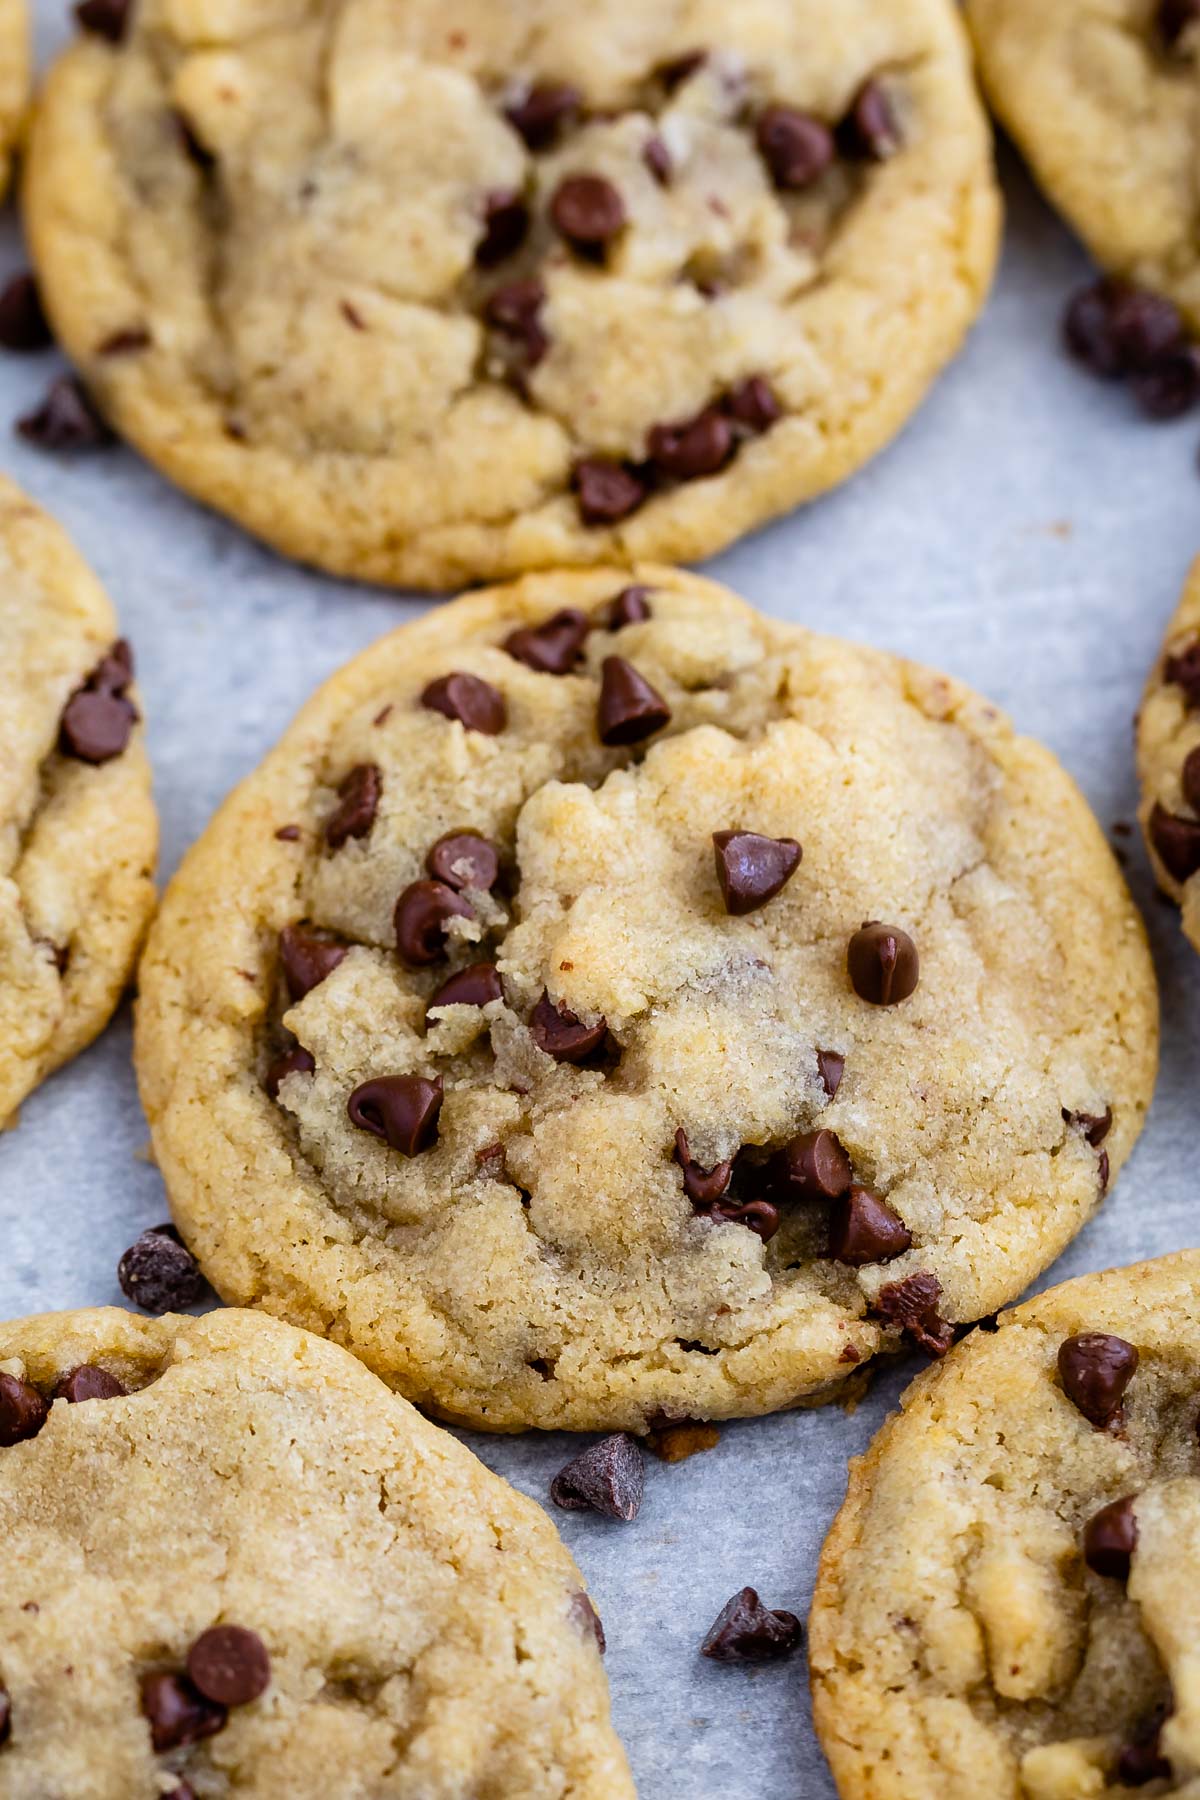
5 10 1200 1795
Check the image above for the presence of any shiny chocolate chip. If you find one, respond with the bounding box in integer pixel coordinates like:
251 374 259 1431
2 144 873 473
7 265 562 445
828 1187 912 1266
325 763 380 849
550 174 626 252
768 1130 852 1203
279 925 346 1002
847 922 919 1005
0 1374 48 1447
54 1365 126 1404
604 586 652 628
597 655 671 745
701 1588 803 1662
118 1225 207 1315
674 1128 733 1207
573 458 649 525
1058 1333 1138 1429
530 991 607 1062
347 1075 444 1155
504 82 581 150
713 830 802 916
395 880 473 965
648 407 733 482
18 375 112 452
840 79 900 160
873 1271 953 1356
428 963 503 1011
706 1197 780 1241
755 106 834 189
817 1049 845 1099
1083 1494 1139 1580
187 1626 270 1707
1150 802 1200 881
0 273 52 351
264 1043 315 1100
426 831 500 893
140 1672 226 1753
75 0 129 40
551 1432 644 1521
421 672 506 734
475 189 530 267
504 607 590 674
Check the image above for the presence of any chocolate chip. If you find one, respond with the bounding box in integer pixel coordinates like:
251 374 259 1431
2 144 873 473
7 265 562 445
279 924 346 1001
394 880 473 965
597 656 671 746
530 990 607 1062
1184 746 1200 813
0 1688 9 1745
1083 1494 1139 1580
847 922 919 1005
604 586 652 628
573 458 649 526
428 963 503 1011
657 48 707 88
139 1672 226 1753
840 79 901 160
569 1590 606 1653
54 1365 126 1404
827 1187 911 1266
1159 0 1200 46
0 1373 48 1447
648 407 733 482
1098 1149 1111 1193
1065 279 1184 379
1062 1106 1113 1147
0 273 52 351
1063 281 1127 379
700 1588 803 1663
426 831 500 893
484 279 548 366
504 607 590 674
59 640 138 765
97 326 151 357
550 175 626 252
475 189 530 267
504 82 581 150
873 1271 953 1356
551 1433 644 1521
421 672 507 734
325 763 380 849
1150 801 1200 881
74 0 129 40
1132 344 1200 419
347 1075 444 1155
643 135 672 184
817 1049 845 1099
264 1043 314 1099
712 830 802 916
174 111 213 169
674 1128 733 1206
275 824 301 842
768 1129 852 1202
705 1197 780 1241
118 1225 208 1314
187 1626 270 1708
1058 1333 1138 1429
1114 1710 1171 1785
18 375 112 452
725 375 782 437
755 106 834 189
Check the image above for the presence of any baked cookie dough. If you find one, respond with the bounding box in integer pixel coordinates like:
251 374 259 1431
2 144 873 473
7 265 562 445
0 475 157 1129
25 0 999 589
1138 558 1200 947
0 1305 630 1798
810 1252 1200 1800
0 0 27 199
134 566 1157 1433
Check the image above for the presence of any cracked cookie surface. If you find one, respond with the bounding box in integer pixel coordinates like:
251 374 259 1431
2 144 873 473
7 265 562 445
810 1252 1200 1800
0 1305 630 1798
1138 558 1200 951
25 0 998 589
133 567 1157 1433
0 474 157 1129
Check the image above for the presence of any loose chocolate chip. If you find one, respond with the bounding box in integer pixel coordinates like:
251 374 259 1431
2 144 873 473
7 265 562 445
279 924 347 1002
54 1365 126 1404
428 963 503 1011
604 586 652 628
347 1075 444 1155
75 0 129 40
0 1687 9 1744
1132 344 1200 419
1115 1710 1171 1786
725 375 782 437
597 655 671 746
755 106 834 189
426 830 500 893
503 607 590 675
187 1626 271 1708
394 880 474 965
484 279 548 366
325 763 380 849
1160 0 1200 46
643 135 672 184
1073 280 1184 376
828 1187 912 1266
0 273 52 351
1083 1494 1139 1580
118 1225 208 1315
1183 746 1200 814
873 1271 953 1356
18 375 112 451
840 79 901 160
569 1590 606 1653
264 1043 315 1099
706 1197 780 1241
1150 801 1200 881
700 1588 803 1663
551 1432 644 1521
1063 1106 1113 1147
847 921 919 1006
550 175 626 252
648 407 733 482
140 1672 226 1753
712 830 802 916
530 990 607 1063
573 458 649 526
421 672 507 734
817 1049 845 1099
674 1128 733 1206
0 1373 48 1447
1058 1333 1138 1429
1063 280 1128 379
475 189 530 267
768 1129 853 1203
504 82 581 150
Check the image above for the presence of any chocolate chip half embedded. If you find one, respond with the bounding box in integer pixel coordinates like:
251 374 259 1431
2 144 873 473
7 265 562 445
18 374 112 452
767 1129 852 1202
503 607 590 675
873 1271 953 1356
550 174 626 253
428 963 503 1011
847 921 919 1005
705 1197 780 1241
551 1432 644 1521
1114 1709 1172 1786
347 1075 444 1155
604 586 652 628
1182 746 1200 815
643 135 672 184
674 1128 733 1206
74 0 129 40
648 408 733 482
0 1687 9 1745
139 1672 226 1753
60 641 138 765
840 79 901 160
1067 279 1184 379
475 189 530 267
425 831 500 893
657 48 707 89
573 458 649 526
54 1365 126 1404
1063 1106 1113 1147
504 82 581 150
325 763 380 849
755 106 834 189
1083 1494 1139 1580
97 326 151 357
421 672 506 734
1058 1333 1138 1429
530 991 607 1062
484 279 548 366
0 1373 49 1447
1132 344 1200 419
725 375 782 437
569 1590 606 1653
187 1626 270 1708
700 1588 803 1663
1159 0 1200 47
264 1043 315 1100
0 273 52 351
597 656 671 746
817 1049 845 1099
279 924 346 1002
1150 802 1200 882
712 830 802 916
828 1187 911 1266
394 880 473 965
118 1225 208 1315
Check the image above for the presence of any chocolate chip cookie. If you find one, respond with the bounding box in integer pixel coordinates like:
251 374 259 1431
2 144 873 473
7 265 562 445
25 0 999 588
1138 560 1200 946
0 0 27 198
0 475 157 1129
0 1305 630 1797
810 1252 1200 1800
133 566 1157 1432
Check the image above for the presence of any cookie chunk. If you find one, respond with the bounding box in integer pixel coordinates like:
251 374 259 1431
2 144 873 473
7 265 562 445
810 1252 1200 1800
0 1306 630 1797
134 567 1157 1432
0 0 27 200
1138 559 1200 946
25 0 999 588
0 475 157 1128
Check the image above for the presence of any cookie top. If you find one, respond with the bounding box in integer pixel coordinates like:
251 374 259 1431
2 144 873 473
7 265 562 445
134 567 1157 1433
25 0 999 589
1138 558 1200 950
810 1252 1200 1800
0 0 27 198
0 475 157 1129
0 1305 631 1798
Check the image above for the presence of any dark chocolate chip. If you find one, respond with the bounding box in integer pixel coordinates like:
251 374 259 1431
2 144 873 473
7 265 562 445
54 1365 126 1404
74 0 129 41
569 1590 606 1653
700 1588 803 1663
712 830 802 916
1132 344 1200 419
1115 1709 1172 1786
530 990 607 1063
428 963 503 1011
648 407 733 482
394 880 474 965
1083 1494 1139 1580
817 1049 845 1099
347 1075 444 1155
840 79 901 160
421 672 507 734
755 106 834 189
674 1128 733 1206
325 763 380 849
828 1187 912 1266
475 189 530 267
550 174 627 253
1068 279 1184 379
118 1225 208 1315
18 375 112 452
1183 745 1200 813
60 687 137 764
1159 0 1200 47
503 607 590 674
0 1373 49 1447
604 586 652 628
484 279 548 366
725 375 782 436
0 273 52 352
1150 801 1200 881
139 1672 226 1753
275 824 301 842
643 135 672 184
504 82 581 150
705 1197 780 1241
426 831 500 893
1058 1333 1138 1429
657 48 707 89
768 1129 852 1202
0 1687 9 1745
573 458 649 526
873 1271 953 1356
551 1432 644 1521
187 1626 270 1707
1063 281 1129 379
597 655 671 745
279 924 347 1002
264 1043 315 1100
847 921 919 1005
1062 1106 1113 1147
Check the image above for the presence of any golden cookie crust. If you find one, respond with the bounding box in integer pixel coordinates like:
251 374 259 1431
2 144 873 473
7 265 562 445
1137 557 1200 950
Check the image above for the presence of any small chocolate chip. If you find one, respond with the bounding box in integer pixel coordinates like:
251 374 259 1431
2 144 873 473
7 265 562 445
504 607 590 675
421 672 507 734
484 278 548 366
755 106 834 189
18 375 112 452
700 1588 803 1663
426 831 500 893
712 830 802 916
1065 279 1184 379
817 1049 845 1099
840 79 901 160
768 1130 852 1202
0 273 52 352
74 0 129 40
1114 1710 1172 1786
1132 344 1200 419
475 189 530 267
264 1043 315 1099
0 1373 49 1447
279 924 346 1002
604 586 652 628
1058 1333 1138 1429
325 763 380 849
118 1225 208 1314
428 963 503 1011
847 921 919 1006
725 375 782 436
597 655 671 746
550 175 626 252
1160 0 1200 47
275 824 301 842
643 135 672 184
648 407 733 482
1083 1494 1139 1580
1063 1106 1113 1147
1150 801 1200 881
394 880 474 965
573 458 649 526
187 1626 271 1708
139 1672 226 1754
1183 746 1200 813
674 1128 733 1206
530 990 607 1062
873 1271 953 1356
347 1075 444 1155
551 1433 644 1521
705 1197 780 1241
827 1187 911 1266
97 327 151 357
504 82 581 150
569 1590 606 1653
54 1365 126 1404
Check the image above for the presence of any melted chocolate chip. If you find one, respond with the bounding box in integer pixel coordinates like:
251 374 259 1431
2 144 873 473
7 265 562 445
18 375 112 452
706 1197 780 1241
503 607 590 674
604 586 652 628
264 1043 315 1099
187 1626 271 1707
74 0 129 40
530 991 607 1062
428 963 503 1011
674 1128 733 1206
648 407 733 482
573 458 649 526
59 640 138 765
504 82 581 150
426 831 500 893
847 922 919 1005
394 880 473 965
1058 1333 1138 1429
725 375 782 436
597 656 671 745
817 1049 845 1099
1150 802 1200 882
421 672 506 734
484 278 548 366
768 1129 852 1202
873 1272 953 1356
700 1588 803 1663
827 1187 911 1266
118 1225 208 1314
550 174 627 252
0 273 52 351
1063 1107 1113 1147
0 1373 48 1447
279 924 346 1002
140 1672 226 1753
475 189 530 267
840 79 901 160
347 1075 444 1155
54 1365 126 1404
713 830 802 916
1083 1494 1139 1580
569 1590 606 1653
1159 0 1200 47
551 1433 644 1521
643 135 672 184
755 106 834 189
324 763 380 849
